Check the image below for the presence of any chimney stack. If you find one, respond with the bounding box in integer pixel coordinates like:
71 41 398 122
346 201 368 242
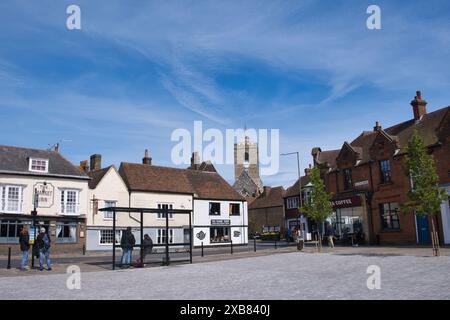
305 164 312 176
142 149 152 165
190 152 200 170
410 90 427 121
79 160 89 174
90 154 102 171
373 121 382 131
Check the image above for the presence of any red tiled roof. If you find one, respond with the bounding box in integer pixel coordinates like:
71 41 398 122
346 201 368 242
249 186 285 209
119 162 244 201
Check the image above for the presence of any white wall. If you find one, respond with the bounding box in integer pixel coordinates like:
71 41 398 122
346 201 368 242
87 167 129 227
193 199 248 246
129 191 192 227
0 174 89 217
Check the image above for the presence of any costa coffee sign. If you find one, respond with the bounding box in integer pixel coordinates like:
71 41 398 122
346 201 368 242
331 196 361 209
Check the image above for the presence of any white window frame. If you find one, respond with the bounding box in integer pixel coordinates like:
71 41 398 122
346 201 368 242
157 228 174 244
0 185 24 214
28 158 49 173
98 229 122 246
60 189 80 215
103 200 117 220
157 203 174 219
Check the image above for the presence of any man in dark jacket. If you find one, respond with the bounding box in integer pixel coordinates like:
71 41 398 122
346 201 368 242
36 227 52 271
19 226 30 271
120 227 136 268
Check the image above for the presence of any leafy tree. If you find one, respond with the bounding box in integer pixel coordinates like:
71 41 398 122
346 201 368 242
402 130 448 255
300 166 333 250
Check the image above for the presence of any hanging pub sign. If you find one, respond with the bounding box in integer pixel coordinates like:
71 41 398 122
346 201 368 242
331 196 362 209
211 219 231 226
33 182 55 208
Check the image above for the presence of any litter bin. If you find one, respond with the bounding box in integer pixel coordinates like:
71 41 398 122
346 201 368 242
297 239 304 251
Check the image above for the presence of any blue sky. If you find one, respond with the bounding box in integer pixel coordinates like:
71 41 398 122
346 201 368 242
1 0 450 188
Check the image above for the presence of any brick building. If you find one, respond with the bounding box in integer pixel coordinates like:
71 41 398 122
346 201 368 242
248 186 285 237
312 92 450 245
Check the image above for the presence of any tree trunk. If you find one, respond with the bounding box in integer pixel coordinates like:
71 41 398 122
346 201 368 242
431 216 440 257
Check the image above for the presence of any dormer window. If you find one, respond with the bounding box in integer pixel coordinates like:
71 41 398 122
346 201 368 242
29 158 49 173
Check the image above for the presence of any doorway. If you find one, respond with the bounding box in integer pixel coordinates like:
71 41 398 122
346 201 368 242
416 214 431 245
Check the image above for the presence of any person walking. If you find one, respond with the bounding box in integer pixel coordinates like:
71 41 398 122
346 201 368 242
326 224 335 249
120 227 136 268
18 226 30 271
36 227 52 271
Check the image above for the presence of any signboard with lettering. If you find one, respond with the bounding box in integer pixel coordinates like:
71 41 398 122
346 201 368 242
354 180 369 189
211 219 231 226
331 196 362 209
33 182 54 208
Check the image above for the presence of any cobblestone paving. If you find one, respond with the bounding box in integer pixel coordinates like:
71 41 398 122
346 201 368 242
1 251 449 300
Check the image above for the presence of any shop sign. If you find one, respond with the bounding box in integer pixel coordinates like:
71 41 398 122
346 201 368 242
33 182 54 208
354 180 369 188
331 196 362 209
211 219 231 226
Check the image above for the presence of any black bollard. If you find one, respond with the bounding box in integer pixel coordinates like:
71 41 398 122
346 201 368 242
201 242 204 257
253 237 256 252
7 247 11 269
230 240 233 255
82 244 86 256
275 240 277 249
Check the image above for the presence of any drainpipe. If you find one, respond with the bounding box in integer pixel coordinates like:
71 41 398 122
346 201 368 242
368 161 375 245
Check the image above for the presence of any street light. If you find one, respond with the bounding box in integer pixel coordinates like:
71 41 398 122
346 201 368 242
281 152 303 234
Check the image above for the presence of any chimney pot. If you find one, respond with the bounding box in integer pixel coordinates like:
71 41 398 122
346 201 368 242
142 149 152 165
90 154 102 171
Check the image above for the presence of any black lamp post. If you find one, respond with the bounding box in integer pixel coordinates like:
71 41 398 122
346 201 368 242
31 188 38 268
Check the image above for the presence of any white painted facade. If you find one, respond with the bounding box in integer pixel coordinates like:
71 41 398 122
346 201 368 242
0 173 89 246
193 199 248 247
86 166 129 251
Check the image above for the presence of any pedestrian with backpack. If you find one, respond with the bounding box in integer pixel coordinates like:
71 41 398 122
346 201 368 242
36 227 52 271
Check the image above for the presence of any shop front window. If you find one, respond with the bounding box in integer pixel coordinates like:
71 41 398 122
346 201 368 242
56 223 77 243
210 227 230 243
0 220 32 243
328 207 365 243
99 229 121 245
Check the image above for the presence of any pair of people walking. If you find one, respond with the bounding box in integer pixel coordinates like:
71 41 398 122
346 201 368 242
120 227 153 268
18 226 52 271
